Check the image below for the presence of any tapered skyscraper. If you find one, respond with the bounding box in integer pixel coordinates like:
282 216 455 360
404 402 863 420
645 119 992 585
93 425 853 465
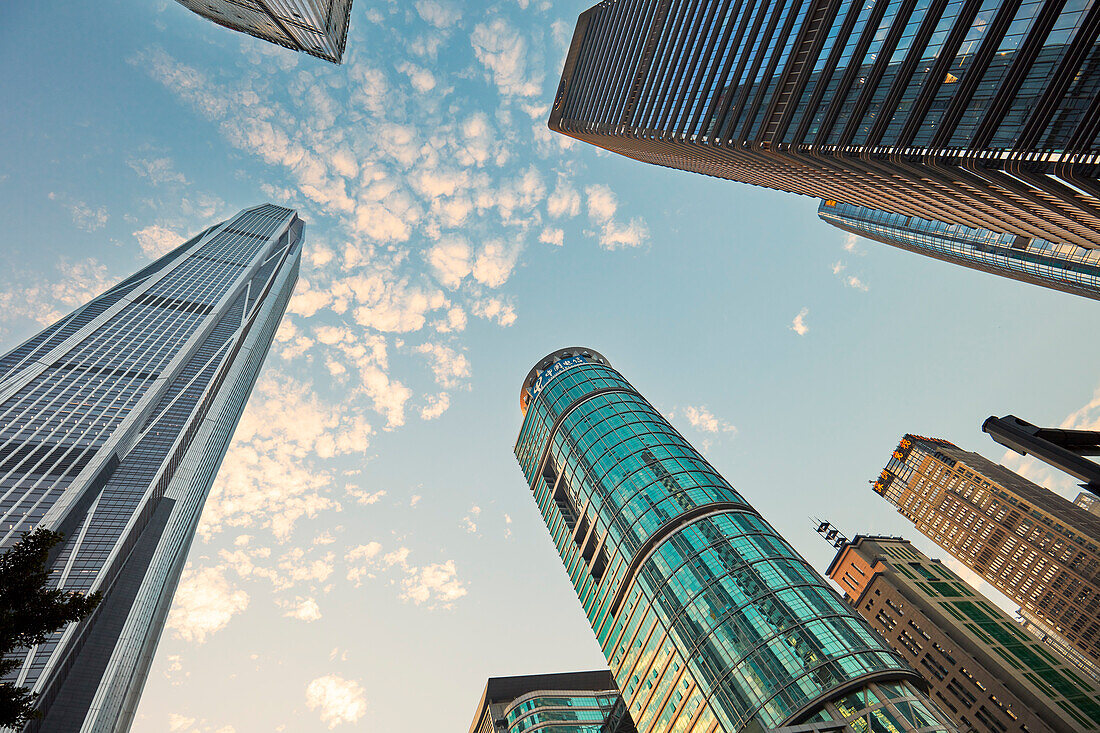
0 204 302 730
174 0 353 63
514 348 957 733
551 0 1100 250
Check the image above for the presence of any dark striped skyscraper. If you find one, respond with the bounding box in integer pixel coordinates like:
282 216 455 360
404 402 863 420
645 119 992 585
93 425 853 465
818 199 1100 300
514 348 958 733
174 0 353 63
550 0 1100 250
0 204 302 730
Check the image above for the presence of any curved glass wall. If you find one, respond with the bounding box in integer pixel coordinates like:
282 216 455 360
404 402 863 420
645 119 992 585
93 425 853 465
503 689 625 732
515 349 956 733
818 200 1100 301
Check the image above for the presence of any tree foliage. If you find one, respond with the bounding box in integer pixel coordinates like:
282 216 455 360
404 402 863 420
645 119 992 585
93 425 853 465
0 529 101 728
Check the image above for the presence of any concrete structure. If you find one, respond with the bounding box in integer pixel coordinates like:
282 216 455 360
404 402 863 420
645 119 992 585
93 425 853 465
873 435 1100 673
0 204 303 730
825 535 1100 732
550 0 1100 251
515 348 958 733
174 0 353 63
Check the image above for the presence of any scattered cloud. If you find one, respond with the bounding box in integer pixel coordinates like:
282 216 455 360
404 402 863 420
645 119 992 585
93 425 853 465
462 505 481 534
305 675 368 729
129 156 189 185
280 597 322 623
470 18 542 98
166 566 249 644
790 307 809 336
585 184 649 249
683 406 736 434
134 224 183 259
402 560 467 608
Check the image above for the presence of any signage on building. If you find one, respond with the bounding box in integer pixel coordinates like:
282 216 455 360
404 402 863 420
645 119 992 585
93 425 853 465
532 355 589 396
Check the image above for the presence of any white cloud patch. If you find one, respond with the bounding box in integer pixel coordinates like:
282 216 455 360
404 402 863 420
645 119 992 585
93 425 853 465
305 675 368 729
790 307 809 336
470 18 542 98
281 596 323 623
402 560 468 608
683 406 736 434
585 184 649 250
166 566 249 643
414 342 471 389
134 224 184 259
130 156 189 185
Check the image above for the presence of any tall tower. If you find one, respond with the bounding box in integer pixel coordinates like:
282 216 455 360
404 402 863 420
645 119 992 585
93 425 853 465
550 0 1100 249
514 348 958 733
0 204 303 730
174 0 353 63
818 200 1100 301
873 435 1100 673
822 533 1100 732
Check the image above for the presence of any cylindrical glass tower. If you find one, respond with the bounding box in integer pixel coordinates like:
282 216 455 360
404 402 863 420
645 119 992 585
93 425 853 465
514 348 957 733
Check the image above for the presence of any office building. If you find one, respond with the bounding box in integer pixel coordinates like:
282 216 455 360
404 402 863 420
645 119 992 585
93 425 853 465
873 435 1100 671
468 670 637 733
550 0 1100 249
0 204 303 730
174 0 353 63
1076 491 1100 516
1018 608 1100 683
825 534 1100 732
515 348 957 732
818 200 1100 300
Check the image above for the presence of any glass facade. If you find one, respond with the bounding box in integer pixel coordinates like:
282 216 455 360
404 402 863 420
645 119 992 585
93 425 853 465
468 670 637 733
514 349 957 733
0 204 303 730
174 0 353 63
551 0 1100 250
818 199 1100 301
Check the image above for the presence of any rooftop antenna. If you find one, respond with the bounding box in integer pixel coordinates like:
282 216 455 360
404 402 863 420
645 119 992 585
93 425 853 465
811 517 850 550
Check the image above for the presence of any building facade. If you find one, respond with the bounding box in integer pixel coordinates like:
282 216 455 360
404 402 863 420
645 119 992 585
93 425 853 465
818 199 1100 300
825 535 1100 732
550 0 1100 250
873 435 1100 673
1018 608 1100 683
468 670 637 733
0 204 303 730
174 0 353 63
514 348 957 733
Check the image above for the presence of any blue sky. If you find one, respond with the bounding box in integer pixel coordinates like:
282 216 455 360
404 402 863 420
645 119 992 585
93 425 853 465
2 1 1099 730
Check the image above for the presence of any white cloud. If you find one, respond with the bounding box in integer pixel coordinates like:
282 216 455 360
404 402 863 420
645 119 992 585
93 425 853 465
69 202 108 232
415 0 460 28
166 713 236 733
346 487 387 505
470 18 542 98
427 237 472 289
401 560 468 608
166 566 249 643
414 342 471 389
585 184 648 250
420 392 451 420
305 675 368 729
396 61 437 93
129 156 188 185
832 260 869 291
683 406 736 434
790 307 809 336
134 224 183 259
471 297 517 327
547 181 580 218
539 227 564 246
462 505 481 534
281 597 322 623
472 239 521 288
843 232 861 252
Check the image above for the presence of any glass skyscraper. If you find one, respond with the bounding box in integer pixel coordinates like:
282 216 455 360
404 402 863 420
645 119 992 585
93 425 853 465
174 0 353 63
0 204 303 730
514 348 957 733
818 200 1100 300
550 0 1100 250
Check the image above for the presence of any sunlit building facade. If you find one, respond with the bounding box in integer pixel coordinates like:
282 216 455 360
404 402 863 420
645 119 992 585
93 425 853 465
873 435 1100 673
818 200 1100 300
825 535 1100 732
0 204 302 730
468 670 637 733
551 0 1100 249
174 0 353 63
514 348 957 733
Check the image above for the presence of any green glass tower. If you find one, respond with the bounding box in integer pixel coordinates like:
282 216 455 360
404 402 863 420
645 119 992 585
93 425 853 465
514 348 958 733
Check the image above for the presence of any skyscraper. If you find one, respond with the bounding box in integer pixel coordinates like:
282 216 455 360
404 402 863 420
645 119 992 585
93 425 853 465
823 534 1100 732
174 0 353 63
550 0 1100 249
873 435 1100 673
514 348 957 733
0 204 303 730
818 200 1100 300
468 670 637 733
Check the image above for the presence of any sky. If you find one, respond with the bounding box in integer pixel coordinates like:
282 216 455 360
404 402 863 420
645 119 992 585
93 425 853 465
1 1 1099 731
